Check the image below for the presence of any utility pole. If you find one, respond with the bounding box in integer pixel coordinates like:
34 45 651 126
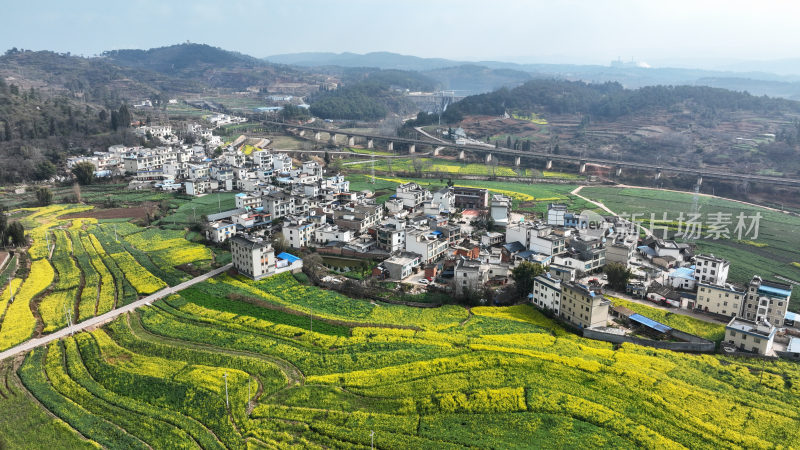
192 206 197 223
114 224 118 242
370 430 375 449
248 377 251 411
218 193 221 213
223 373 229 409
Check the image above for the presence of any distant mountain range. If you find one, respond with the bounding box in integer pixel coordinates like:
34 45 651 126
266 51 800 99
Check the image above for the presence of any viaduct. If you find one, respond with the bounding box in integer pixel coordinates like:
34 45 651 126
254 120 800 188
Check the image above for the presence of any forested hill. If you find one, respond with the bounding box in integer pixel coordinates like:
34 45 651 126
309 69 439 120
102 43 265 74
444 79 800 122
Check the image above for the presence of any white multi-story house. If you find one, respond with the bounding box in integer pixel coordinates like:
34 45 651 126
605 235 637 265
454 259 489 297
560 282 610 329
532 274 562 314
376 221 406 253
272 154 293 172
395 182 431 209
282 219 316 249
490 194 511 227
206 221 236 243
262 192 309 219
547 203 568 226
223 150 246 167
694 254 730 286
231 235 275 280
725 318 776 355
405 229 448 265
235 193 261 209
741 276 792 325
185 179 211 196
696 283 746 318
334 204 383 234
506 223 566 256
188 164 209 181
313 224 353 245
123 152 165 174
253 150 273 168
381 254 421 280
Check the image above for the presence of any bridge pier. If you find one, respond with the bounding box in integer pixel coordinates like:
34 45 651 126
486 153 493 163
697 176 703 187
329 133 338 145
433 147 441 156
579 161 586 173
314 132 321 141
546 160 553 170
367 139 374 149
458 150 465 160
409 144 416 154
515 156 521 166
348 136 355 147
655 170 662 181
616 167 622 176
299 130 305 137
387 141 393 151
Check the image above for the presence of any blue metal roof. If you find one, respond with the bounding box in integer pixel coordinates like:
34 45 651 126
629 313 672 334
758 284 792 298
670 267 695 280
785 311 800 322
277 252 301 263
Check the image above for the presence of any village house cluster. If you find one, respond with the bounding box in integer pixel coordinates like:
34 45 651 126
65 115 798 360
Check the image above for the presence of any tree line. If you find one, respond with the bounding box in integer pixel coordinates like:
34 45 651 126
442 79 800 123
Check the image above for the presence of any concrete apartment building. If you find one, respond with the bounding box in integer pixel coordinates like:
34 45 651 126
724 318 777 355
741 276 792 325
532 274 562 314
559 282 610 329
231 235 275 280
696 283 746 317
694 254 730 286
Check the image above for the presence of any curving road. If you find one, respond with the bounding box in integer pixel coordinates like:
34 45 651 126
0 263 233 362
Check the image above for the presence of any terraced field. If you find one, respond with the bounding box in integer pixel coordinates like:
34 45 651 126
0 205 214 351
2 272 800 448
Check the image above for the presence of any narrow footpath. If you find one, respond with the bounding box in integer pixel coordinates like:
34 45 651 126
0 263 233 362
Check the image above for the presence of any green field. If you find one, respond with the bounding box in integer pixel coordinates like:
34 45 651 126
4 272 800 448
340 156 587 181
580 186 800 311
157 193 236 228
348 174 598 214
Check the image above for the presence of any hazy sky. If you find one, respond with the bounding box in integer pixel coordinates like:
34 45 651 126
3 0 800 67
